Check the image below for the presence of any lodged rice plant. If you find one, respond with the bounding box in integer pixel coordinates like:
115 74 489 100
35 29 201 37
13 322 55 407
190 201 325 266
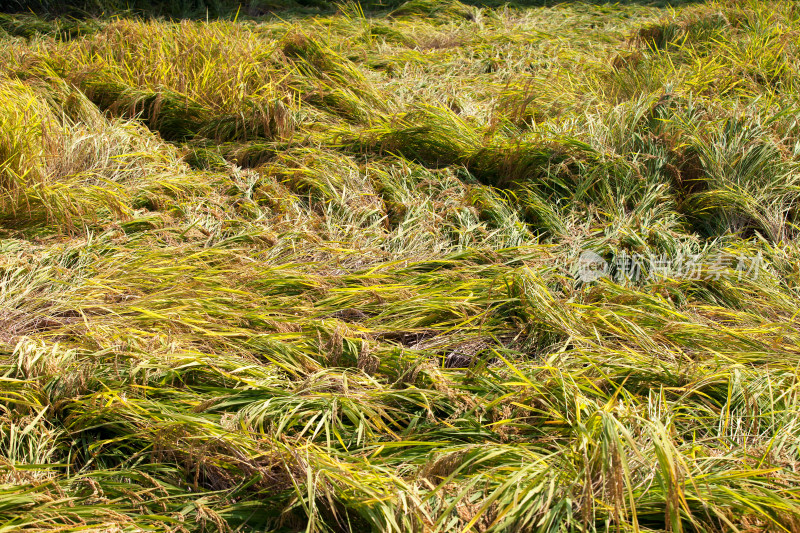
2 0 800 531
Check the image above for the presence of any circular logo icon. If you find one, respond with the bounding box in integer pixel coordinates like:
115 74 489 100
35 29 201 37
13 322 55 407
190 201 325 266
577 250 608 282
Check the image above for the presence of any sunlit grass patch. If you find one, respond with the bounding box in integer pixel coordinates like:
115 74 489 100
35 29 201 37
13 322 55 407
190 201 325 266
0 77 189 232
2 0 800 531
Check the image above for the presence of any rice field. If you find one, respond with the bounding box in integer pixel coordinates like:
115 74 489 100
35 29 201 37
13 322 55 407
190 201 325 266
1 0 800 531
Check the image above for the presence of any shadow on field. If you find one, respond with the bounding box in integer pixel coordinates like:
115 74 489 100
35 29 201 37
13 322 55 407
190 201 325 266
1 0 714 19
